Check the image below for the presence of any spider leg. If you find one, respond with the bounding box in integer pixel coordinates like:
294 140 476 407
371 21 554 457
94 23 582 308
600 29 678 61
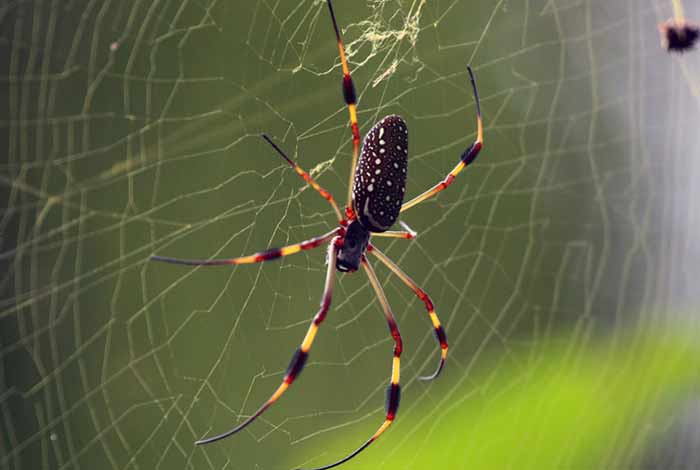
151 228 340 267
367 244 447 381
369 221 417 240
326 0 361 210
303 256 401 470
196 237 341 445
262 134 343 222
400 65 483 213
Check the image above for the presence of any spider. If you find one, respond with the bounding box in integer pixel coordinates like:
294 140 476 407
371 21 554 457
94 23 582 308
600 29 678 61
658 18 700 53
151 1 483 468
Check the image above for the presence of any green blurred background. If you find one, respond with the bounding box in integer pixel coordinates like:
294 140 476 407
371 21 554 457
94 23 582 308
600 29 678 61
2 0 699 469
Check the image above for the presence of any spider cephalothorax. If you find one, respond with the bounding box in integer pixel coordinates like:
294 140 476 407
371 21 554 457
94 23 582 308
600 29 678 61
336 220 370 272
150 1 483 468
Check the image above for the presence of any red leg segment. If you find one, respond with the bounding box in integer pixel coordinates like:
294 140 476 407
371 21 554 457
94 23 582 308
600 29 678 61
368 245 448 380
369 221 417 240
326 0 361 210
262 134 343 222
400 65 483 213
195 238 341 445
151 228 340 267
304 256 402 470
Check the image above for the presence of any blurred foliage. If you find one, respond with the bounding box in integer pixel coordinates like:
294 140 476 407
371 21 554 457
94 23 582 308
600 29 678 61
292 325 700 469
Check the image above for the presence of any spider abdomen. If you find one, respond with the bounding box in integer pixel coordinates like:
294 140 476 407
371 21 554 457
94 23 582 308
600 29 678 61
352 115 408 232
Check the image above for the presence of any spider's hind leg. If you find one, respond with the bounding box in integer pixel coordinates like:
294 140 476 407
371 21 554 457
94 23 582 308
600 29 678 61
262 134 344 222
400 65 483 213
327 0 361 210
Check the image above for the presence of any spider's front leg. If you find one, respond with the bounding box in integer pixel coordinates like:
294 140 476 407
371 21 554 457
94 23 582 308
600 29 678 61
194 237 342 445
303 256 402 470
368 245 448 380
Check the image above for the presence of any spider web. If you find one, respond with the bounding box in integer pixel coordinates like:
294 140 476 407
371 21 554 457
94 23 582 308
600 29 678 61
2 0 700 469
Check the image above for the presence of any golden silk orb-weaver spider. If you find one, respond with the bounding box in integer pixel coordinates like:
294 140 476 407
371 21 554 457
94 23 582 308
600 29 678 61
150 1 483 468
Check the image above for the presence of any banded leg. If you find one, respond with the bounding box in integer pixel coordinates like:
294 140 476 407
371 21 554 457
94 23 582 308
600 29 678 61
196 238 341 445
400 65 483 213
151 228 340 267
305 256 402 470
326 0 361 209
262 134 343 222
369 221 417 240
367 245 447 381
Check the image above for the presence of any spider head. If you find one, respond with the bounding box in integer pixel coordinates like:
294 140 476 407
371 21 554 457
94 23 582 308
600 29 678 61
336 220 370 272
